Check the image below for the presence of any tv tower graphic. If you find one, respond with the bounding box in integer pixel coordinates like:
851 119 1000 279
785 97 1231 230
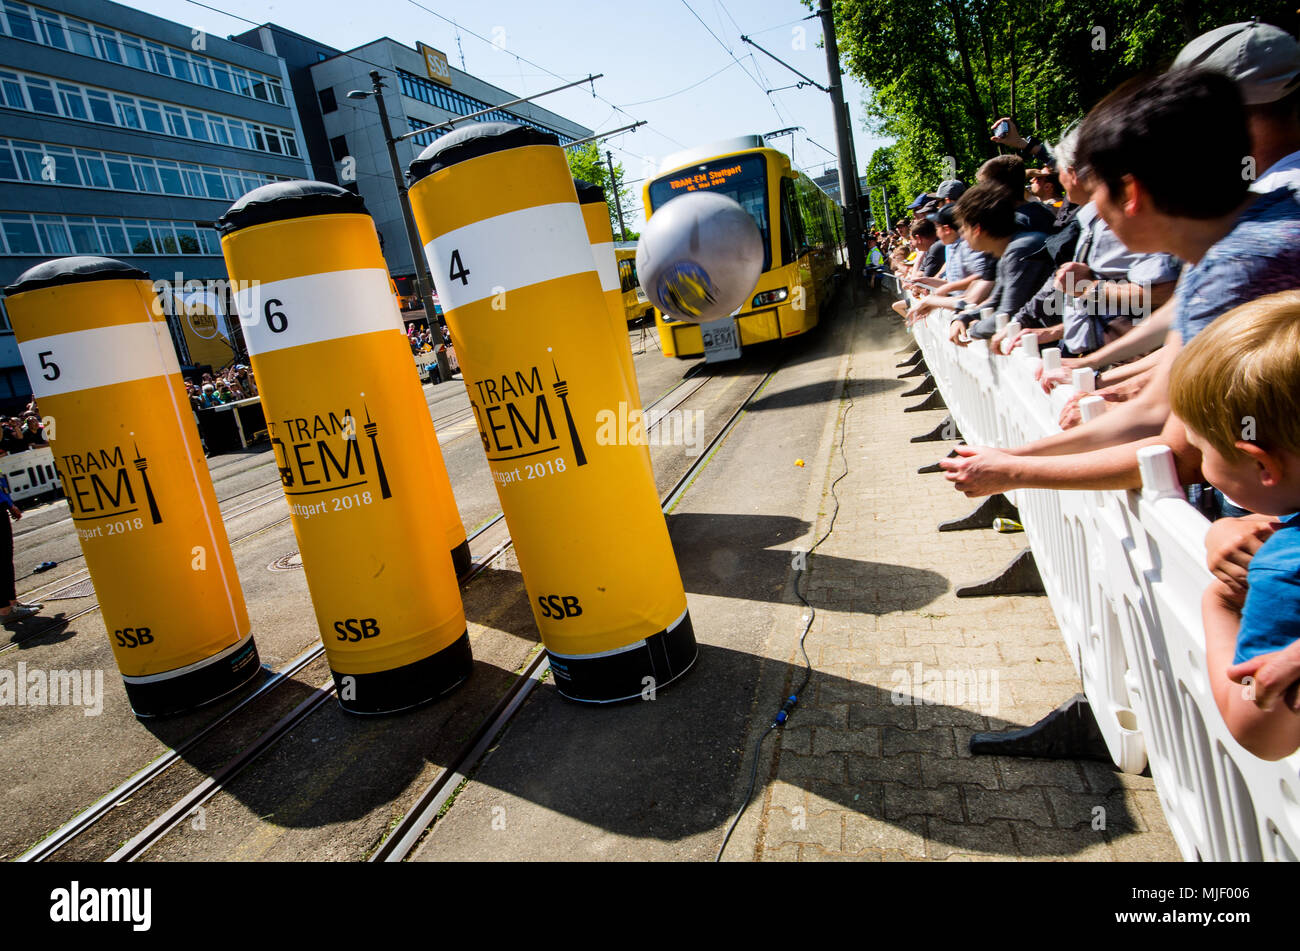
270 436 294 487
362 402 392 499
133 440 163 524
552 358 587 467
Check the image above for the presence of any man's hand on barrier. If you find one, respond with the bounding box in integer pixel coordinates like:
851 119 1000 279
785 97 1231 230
1057 379 1140 429
1039 366 1074 393
947 319 971 347
939 444 1016 497
1228 643 1300 713
1205 514 1279 597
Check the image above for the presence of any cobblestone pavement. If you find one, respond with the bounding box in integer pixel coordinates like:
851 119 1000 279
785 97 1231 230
747 297 1181 862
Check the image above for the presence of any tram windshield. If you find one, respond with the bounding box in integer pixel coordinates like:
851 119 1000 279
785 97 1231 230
647 154 771 271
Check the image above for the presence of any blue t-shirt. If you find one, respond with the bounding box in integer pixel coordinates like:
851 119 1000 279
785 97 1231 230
1175 188 1300 343
1234 512 1300 663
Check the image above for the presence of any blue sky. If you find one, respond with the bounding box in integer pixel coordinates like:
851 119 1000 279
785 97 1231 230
124 0 892 227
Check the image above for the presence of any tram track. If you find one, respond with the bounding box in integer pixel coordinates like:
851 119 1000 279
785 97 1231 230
369 360 778 862
15 363 717 863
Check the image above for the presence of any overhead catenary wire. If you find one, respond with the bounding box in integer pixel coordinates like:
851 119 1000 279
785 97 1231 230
621 60 741 107
680 0 785 127
179 0 684 156
404 0 686 151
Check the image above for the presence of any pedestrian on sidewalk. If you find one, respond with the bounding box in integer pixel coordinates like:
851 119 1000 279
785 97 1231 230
0 482 41 623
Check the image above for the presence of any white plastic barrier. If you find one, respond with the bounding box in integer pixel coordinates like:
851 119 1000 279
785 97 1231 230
905 302 1300 861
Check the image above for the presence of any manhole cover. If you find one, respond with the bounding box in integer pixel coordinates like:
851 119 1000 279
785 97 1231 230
46 577 96 600
268 551 303 571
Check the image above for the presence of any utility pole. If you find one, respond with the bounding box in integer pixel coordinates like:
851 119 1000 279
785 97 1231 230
364 70 450 383
606 150 627 241
818 0 864 280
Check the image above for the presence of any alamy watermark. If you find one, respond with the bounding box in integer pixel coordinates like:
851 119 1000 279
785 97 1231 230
890 662 999 714
0 662 104 716
595 402 704 455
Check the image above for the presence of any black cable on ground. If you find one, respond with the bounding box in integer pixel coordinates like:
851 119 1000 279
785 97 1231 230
715 371 856 862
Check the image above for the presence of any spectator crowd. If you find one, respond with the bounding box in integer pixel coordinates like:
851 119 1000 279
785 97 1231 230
186 364 258 412
875 20 1300 761
0 400 47 456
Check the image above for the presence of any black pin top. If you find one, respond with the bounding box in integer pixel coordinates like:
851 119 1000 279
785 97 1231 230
573 178 606 206
216 180 369 236
4 256 149 297
407 121 559 184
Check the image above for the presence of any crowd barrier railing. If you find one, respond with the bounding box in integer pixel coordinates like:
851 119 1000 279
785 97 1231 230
896 283 1300 861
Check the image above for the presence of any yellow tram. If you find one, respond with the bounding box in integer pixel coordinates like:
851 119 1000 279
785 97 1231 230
642 135 843 359
615 243 654 325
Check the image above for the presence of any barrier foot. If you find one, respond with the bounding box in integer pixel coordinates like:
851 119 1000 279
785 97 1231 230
939 493 1019 532
910 415 960 444
899 361 929 379
896 349 923 367
901 376 937 398
955 547 1044 597
895 341 920 357
903 390 948 413
970 693 1112 762
918 448 960 474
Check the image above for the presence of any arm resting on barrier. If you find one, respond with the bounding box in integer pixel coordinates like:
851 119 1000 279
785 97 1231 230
1094 350 1162 387
941 412 1203 496
1011 330 1183 457
1204 581 1300 761
1060 296 1175 371
1056 370 1155 430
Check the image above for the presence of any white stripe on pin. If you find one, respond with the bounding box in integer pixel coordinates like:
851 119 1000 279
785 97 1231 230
591 241 619 293
424 202 596 311
234 268 404 356
21 321 180 398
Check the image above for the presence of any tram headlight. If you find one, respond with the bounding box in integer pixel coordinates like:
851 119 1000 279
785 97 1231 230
752 288 788 308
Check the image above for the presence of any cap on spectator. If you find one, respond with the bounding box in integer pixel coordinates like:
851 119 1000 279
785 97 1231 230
906 191 936 210
927 205 959 227
1173 20 1300 104
936 179 967 200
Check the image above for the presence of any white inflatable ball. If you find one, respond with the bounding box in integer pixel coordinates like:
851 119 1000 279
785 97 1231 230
635 191 764 323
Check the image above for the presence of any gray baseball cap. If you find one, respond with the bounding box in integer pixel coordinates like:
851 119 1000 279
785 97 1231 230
936 179 967 200
1173 20 1300 104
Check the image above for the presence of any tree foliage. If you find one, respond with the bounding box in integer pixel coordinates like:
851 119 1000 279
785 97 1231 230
836 0 1300 206
565 142 639 240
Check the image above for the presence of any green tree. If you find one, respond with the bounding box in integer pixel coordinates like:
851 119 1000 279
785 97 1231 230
565 142 638 240
865 145 905 229
835 0 1300 199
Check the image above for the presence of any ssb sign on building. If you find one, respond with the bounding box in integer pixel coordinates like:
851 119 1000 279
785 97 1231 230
417 43 452 86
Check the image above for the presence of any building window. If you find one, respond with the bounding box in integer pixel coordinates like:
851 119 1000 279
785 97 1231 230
0 211 222 256
330 135 348 161
318 87 337 114
0 136 290 200
395 69 574 143
0 68 301 158
0 0 287 105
